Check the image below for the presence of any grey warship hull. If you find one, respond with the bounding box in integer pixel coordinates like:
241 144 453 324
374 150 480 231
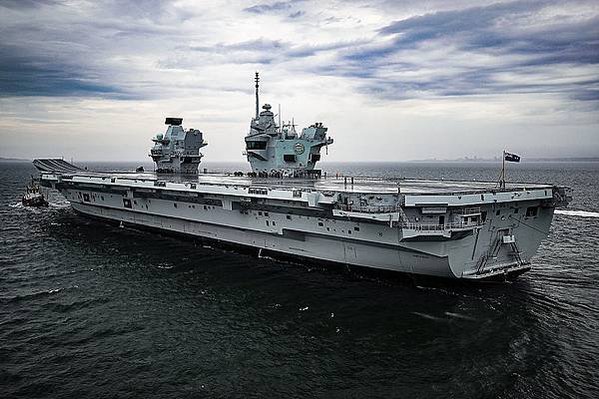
35 160 567 281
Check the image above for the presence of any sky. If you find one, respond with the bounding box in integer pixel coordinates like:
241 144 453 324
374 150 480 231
0 0 598 162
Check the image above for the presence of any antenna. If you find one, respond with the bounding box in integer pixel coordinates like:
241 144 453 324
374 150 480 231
278 104 281 132
254 72 260 119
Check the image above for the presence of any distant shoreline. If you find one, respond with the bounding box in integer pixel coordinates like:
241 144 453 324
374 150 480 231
400 157 599 163
0 157 29 162
2 157 598 164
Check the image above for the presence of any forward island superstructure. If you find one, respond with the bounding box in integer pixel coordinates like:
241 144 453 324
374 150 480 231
150 117 207 174
34 74 571 281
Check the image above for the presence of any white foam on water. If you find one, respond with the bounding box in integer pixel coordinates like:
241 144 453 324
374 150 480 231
444 311 476 321
412 311 446 322
555 210 599 218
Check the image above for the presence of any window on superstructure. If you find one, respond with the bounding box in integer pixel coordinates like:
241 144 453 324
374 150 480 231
246 141 267 150
286 215 292 220
526 206 538 217
174 203 177 208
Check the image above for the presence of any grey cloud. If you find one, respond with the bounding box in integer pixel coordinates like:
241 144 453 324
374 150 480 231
0 0 61 10
182 38 368 65
0 44 129 98
243 0 305 14
325 1 599 104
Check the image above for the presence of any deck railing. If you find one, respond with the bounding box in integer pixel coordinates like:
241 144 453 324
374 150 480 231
336 204 401 213
401 220 484 232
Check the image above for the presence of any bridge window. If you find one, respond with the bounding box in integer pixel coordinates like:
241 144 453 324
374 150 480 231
283 154 296 163
526 206 538 217
123 198 132 208
246 141 267 150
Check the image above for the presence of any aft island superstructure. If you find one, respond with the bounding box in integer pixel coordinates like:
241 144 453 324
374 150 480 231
34 74 570 281
245 73 333 177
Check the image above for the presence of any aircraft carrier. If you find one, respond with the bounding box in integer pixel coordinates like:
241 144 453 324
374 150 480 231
34 74 571 281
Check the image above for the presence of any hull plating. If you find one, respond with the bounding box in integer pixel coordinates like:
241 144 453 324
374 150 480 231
57 186 555 280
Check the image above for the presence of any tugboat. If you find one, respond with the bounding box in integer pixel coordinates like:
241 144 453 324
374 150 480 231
22 179 49 207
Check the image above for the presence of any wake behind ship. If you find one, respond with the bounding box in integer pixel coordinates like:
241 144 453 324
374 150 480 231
34 74 571 281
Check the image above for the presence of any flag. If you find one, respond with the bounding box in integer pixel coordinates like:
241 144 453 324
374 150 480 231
504 152 521 163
